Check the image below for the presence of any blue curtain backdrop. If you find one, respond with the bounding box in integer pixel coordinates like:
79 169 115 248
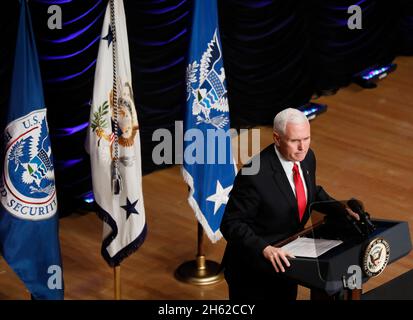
1 0 412 215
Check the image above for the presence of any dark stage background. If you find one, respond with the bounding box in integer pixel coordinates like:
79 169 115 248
1 0 412 215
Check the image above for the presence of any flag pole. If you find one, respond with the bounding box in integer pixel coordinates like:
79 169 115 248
175 222 224 285
114 266 121 300
111 0 121 300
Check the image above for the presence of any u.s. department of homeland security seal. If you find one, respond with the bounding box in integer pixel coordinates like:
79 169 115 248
362 238 390 277
1 109 57 221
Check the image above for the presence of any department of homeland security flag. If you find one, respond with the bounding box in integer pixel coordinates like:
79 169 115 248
0 0 63 299
183 0 237 242
87 0 146 266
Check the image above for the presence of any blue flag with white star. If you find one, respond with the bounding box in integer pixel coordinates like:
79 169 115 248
86 0 146 266
0 0 64 299
183 0 237 242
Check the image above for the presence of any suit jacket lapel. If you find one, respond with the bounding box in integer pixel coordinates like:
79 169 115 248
269 147 298 212
300 160 313 202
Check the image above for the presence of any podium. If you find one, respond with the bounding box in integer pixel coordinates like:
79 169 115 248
276 218 412 300
363 269 413 300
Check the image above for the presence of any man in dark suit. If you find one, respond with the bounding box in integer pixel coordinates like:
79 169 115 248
220 108 358 300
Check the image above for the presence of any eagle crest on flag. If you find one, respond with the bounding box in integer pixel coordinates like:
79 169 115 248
186 29 229 129
6 113 55 199
90 82 139 165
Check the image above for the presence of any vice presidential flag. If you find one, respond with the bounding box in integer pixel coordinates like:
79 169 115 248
182 0 237 242
0 0 63 299
87 0 146 266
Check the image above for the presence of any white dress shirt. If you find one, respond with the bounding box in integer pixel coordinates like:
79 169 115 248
274 145 308 201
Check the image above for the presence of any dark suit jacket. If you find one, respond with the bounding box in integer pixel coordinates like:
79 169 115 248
220 144 333 278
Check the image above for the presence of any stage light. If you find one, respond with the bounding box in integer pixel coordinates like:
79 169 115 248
82 191 95 204
55 122 89 136
297 102 328 120
353 63 397 89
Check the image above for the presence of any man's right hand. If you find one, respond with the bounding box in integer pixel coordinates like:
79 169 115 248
262 245 295 273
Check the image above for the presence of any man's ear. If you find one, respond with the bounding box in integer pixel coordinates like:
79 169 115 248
273 131 280 146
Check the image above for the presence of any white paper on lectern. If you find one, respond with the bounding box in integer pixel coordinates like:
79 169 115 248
281 237 343 258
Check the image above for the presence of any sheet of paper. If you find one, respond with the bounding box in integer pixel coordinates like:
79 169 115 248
281 237 343 258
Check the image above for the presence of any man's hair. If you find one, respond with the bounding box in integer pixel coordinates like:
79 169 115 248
273 108 309 135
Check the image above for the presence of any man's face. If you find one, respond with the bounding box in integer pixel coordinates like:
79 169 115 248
273 121 311 162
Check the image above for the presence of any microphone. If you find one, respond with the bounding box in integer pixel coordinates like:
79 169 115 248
347 198 376 233
347 198 364 214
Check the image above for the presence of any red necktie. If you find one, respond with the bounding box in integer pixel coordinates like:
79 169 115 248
293 163 306 221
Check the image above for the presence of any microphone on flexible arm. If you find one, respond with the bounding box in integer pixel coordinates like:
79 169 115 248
347 198 376 234
322 200 365 238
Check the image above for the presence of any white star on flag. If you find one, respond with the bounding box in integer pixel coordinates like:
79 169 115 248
206 181 233 215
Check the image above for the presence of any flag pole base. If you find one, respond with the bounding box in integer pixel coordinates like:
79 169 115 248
175 255 224 286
